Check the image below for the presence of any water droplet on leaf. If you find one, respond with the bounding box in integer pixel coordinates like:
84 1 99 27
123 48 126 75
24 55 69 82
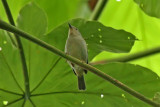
98 28 101 31
81 101 85 105
3 101 8 105
122 94 125 98
101 94 104 98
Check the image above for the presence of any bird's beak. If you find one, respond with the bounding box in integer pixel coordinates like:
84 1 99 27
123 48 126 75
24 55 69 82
68 23 72 29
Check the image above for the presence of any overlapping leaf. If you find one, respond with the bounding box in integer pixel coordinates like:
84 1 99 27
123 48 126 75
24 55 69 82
45 18 136 60
134 0 160 18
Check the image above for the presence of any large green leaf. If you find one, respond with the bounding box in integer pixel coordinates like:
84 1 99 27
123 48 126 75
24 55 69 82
134 0 160 18
45 18 136 60
30 62 160 107
17 2 47 36
16 2 52 92
0 1 158 107
34 0 89 31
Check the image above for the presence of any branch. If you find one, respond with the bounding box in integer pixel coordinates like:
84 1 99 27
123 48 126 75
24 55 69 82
90 47 160 65
0 20 159 106
90 0 108 20
2 0 30 100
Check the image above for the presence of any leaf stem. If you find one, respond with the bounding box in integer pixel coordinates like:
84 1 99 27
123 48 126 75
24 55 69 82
0 88 23 96
29 98 36 107
90 0 108 20
0 20 159 106
1 0 30 100
31 91 114 96
30 57 61 93
1 52 24 93
4 97 24 106
90 47 160 65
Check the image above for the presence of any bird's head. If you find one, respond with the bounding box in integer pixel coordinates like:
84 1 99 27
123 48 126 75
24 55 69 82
68 23 81 37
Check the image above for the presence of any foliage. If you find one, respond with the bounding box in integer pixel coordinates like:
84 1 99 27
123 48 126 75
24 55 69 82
98 0 160 76
0 0 160 106
134 0 160 18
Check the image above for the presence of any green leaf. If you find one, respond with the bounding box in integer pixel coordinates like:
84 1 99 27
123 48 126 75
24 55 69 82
16 2 52 92
0 36 24 106
21 60 160 107
0 1 158 107
34 0 86 31
94 63 160 107
134 0 160 18
46 18 136 60
0 90 23 106
0 0 30 22
17 2 47 36
24 99 33 107
0 0 89 31
0 31 24 92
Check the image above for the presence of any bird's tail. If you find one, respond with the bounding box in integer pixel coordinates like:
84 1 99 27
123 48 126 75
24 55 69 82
78 76 86 90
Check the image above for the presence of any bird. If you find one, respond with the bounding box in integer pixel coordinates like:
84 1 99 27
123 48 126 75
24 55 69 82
65 23 88 90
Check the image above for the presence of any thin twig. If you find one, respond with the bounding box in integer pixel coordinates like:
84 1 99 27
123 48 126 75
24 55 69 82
2 0 30 99
90 47 160 65
0 20 159 106
90 0 108 20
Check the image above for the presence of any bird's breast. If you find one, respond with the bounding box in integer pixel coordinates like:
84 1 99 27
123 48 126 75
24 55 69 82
65 37 87 61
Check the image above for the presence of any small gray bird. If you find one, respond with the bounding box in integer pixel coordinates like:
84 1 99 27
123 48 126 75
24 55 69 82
65 23 88 90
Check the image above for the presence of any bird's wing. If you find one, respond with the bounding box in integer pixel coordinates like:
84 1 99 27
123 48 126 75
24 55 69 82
84 59 88 74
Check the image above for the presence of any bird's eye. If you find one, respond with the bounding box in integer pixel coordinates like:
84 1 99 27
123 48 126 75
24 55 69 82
75 28 77 30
